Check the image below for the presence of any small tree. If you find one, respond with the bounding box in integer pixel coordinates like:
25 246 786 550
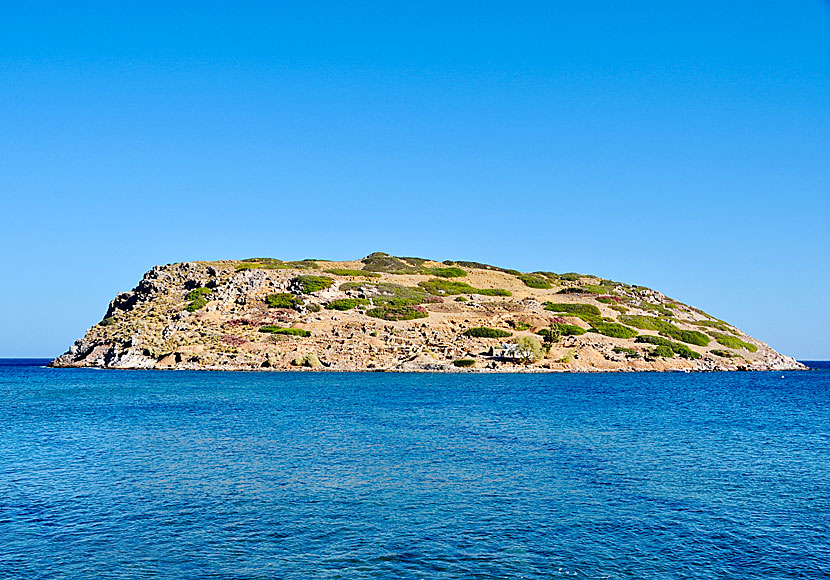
514 335 544 364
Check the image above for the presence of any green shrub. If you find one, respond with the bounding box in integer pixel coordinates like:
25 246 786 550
692 320 734 333
508 320 532 331
185 297 207 312
711 349 739 358
265 293 303 309
324 269 381 278
618 315 678 333
454 296 468 302
306 303 321 313
651 345 675 358
543 303 601 317
361 252 420 274
444 260 520 275
341 282 429 306
258 325 311 337
452 359 476 368
99 317 116 327
589 322 638 339
613 347 637 356
185 287 212 301
517 274 552 289
236 258 282 271
709 332 758 352
635 335 701 359
463 327 512 338
419 279 511 296
537 323 586 337
659 328 710 346
366 305 429 321
325 298 369 311
514 335 544 363
283 260 319 270
292 275 334 293
427 267 467 278
558 273 582 282
636 302 674 317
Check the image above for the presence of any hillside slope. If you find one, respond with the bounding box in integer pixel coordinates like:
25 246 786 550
52 253 805 372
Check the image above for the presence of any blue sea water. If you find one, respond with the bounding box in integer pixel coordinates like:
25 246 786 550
1 360 829 579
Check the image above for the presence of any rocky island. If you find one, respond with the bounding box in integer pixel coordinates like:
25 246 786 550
52 253 805 372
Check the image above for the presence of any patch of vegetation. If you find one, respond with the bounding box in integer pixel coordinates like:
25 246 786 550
651 345 676 358
419 279 511 296
517 274 552 289
709 332 758 352
613 347 638 357
427 267 467 278
324 269 381 278
464 327 512 338
236 258 283 271
185 287 212 301
508 320 532 331
283 260 319 269
442 260 521 275
325 298 370 311
341 282 430 307
537 323 586 337
185 296 208 312
635 335 701 359
618 315 678 333
366 304 429 321
306 303 321 313
292 275 334 293
557 273 582 282
659 328 710 347
454 296 468 302
99 317 116 327
361 252 421 274
636 302 674 317
258 325 311 337
588 322 638 339
711 349 740 358
543 303 601 317
265 293 303 309
692 320 735 333
452 359 476 368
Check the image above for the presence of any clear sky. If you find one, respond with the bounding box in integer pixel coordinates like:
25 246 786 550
1 2 828 359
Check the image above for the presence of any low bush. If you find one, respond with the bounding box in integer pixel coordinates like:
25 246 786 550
99 317 116 327
618 315 678 333
711 349 739 358
558 273 582 282
236 258 282 271
366 304 429 321
185 287 212 301
266 293 303 309
613 347 638 356
341 282 430 307
325 298 369 311
463 327 512 338
454 296 468 302
709 332 758 352
636 302 674 317
517 274 552 289
588 322 638 339
452 359 476 368
292 275 334 293
428 267 467 278
537 324 586 337
692 320 734 333
635 335 701 359
659 328 710 347
324 269 381 278
306 303 321 313
258 325 311 337
508 320 532 331
444 260 520 275
361 253 420 274
419 279 511 296
651 345 675 358
186 296 207 312
543 303 601 317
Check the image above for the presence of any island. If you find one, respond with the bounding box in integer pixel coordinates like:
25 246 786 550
51 253 805 372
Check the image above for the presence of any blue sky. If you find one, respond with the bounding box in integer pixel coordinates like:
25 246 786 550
1 1 828 358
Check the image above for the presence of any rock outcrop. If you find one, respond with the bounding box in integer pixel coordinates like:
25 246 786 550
51 254 806 372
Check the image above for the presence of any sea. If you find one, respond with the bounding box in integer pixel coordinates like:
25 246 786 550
1 359 829 579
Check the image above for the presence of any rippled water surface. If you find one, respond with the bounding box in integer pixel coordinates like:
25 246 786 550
1 360 829 579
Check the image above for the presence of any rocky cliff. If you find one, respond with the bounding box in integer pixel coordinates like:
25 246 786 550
51 254 805 372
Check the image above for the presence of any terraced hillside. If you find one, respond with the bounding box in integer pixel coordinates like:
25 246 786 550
52 253 805 372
